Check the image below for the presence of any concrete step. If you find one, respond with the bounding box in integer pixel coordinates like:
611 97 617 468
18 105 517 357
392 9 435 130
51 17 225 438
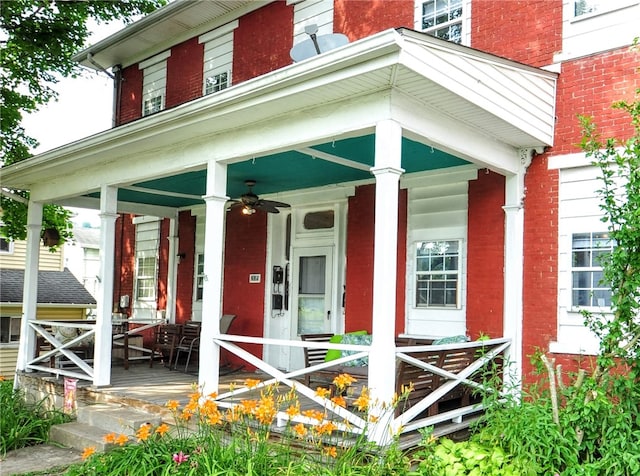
49 404 162 452
77 404 162 436
49 422 114 452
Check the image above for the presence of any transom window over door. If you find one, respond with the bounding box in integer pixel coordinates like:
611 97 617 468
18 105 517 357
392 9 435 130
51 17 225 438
415 0 464 44
415 240 461 308
571 232 613 308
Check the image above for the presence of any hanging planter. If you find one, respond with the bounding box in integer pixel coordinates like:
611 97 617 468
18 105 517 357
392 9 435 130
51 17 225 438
42 228 61 247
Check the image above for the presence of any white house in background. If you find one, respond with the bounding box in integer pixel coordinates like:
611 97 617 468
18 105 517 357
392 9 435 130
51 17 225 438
65 227 101 308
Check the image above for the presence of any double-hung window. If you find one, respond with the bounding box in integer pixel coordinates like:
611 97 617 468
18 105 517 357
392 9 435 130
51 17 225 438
140 51 170 116
0 237 13 253
199 21 238 96
571 232 613 308
415 240 461 308
415 0 465 44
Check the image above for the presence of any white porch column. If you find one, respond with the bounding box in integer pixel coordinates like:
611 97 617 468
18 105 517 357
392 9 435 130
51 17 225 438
368 120 404 444
94 185 118 386
199 161 227 396
165 215 178 322
502 148 532 389
15 200 43 375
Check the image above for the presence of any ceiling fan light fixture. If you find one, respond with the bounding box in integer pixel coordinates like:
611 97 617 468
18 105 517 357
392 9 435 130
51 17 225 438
242 206 256 215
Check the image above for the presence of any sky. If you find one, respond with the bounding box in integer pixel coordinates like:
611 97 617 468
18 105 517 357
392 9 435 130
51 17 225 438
21 21 127 227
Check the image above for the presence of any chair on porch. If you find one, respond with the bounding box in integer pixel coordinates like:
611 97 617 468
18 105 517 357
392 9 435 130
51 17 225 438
173 321 201 372
149 323 182 368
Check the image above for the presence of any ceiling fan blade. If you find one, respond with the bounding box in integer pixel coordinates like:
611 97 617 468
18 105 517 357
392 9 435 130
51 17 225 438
254 203 280 213
259 199 290 208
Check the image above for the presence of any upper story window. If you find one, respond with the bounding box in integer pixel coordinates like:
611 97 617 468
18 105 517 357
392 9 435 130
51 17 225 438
415 240 461 308
139 51 171 116
415 0 465 44
199 21 238 96
573 0 638 17
571 232 613 308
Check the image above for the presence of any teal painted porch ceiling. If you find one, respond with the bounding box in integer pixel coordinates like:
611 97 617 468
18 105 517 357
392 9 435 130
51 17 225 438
89 135 468 208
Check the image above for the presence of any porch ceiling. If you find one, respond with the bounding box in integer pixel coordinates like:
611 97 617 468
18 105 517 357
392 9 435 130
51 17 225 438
82 136 468 208
1 28 556 213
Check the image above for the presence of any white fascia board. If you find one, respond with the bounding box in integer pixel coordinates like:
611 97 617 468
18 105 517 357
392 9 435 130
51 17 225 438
55 196 179 219
392 91 521 175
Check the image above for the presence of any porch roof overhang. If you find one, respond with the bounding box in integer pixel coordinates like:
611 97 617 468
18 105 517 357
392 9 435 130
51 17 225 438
1 28 557 214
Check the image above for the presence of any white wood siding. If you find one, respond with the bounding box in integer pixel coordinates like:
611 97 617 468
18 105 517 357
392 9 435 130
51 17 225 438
291 0 334 45
553 164 608 355
557 0 639 61
132 217 160 320
404 168 475 338
0 240 63 271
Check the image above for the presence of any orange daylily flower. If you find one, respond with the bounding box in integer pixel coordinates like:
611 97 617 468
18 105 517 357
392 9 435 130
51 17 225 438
301 409 325 421
315 387 331 399
244 378 261 389
315 421 337 436
115 433 129 446
353 391 370 411
103 432 117 444
330 395 347 408
333 373 357 390
323 446 338 458
81 446 96 460
166 400 180 411
293 423 308 438
285 404 300 418
136 423 152 442
155 423 170 436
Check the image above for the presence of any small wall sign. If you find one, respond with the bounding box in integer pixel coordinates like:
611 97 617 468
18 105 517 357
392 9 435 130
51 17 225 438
249 273 261 283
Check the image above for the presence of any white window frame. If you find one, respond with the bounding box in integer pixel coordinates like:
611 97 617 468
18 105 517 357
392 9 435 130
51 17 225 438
139 50 170 117
414 0 471 45
135 255 158 301
0 237 14 254
570 231 613 310
414 239 462 309
199 21 238 96
1 315 21 345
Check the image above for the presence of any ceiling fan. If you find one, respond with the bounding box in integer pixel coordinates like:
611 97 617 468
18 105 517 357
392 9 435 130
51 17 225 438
230 180 290 215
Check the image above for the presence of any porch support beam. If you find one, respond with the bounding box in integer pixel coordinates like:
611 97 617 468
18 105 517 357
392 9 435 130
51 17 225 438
94 185 118 386
368 119 404 445
15 200 43 377
502 148 533 390
199 160 228 397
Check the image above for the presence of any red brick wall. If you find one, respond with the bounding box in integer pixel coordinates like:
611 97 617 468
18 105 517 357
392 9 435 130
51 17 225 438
471 0 562 67
166 37 204 109
466 171 505 340
222 207 268 369
117 66 143 125
345 184 407 335
175 211 196 324
334 0 413 41
522 154 559 380
232 1 294 85
156 219 170 312
113 214 136 315
551 47 640 156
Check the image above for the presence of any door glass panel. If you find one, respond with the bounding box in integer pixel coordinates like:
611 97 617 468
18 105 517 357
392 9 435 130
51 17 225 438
298 255 326 334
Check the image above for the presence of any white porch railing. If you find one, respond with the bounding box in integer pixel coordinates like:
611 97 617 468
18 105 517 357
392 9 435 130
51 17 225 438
213 335 510 443
26 318 165 382
27 320 96 381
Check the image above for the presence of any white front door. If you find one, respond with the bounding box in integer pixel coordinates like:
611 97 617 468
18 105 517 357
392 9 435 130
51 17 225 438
292 246 335 335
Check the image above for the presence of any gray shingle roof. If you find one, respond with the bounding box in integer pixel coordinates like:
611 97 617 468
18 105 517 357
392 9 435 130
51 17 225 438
0 268 97 306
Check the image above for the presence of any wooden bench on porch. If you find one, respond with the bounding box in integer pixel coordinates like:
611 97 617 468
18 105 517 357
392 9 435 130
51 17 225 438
301 333 501 417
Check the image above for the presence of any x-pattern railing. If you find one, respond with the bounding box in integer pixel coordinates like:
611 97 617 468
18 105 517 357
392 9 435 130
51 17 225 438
213 335 510 442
